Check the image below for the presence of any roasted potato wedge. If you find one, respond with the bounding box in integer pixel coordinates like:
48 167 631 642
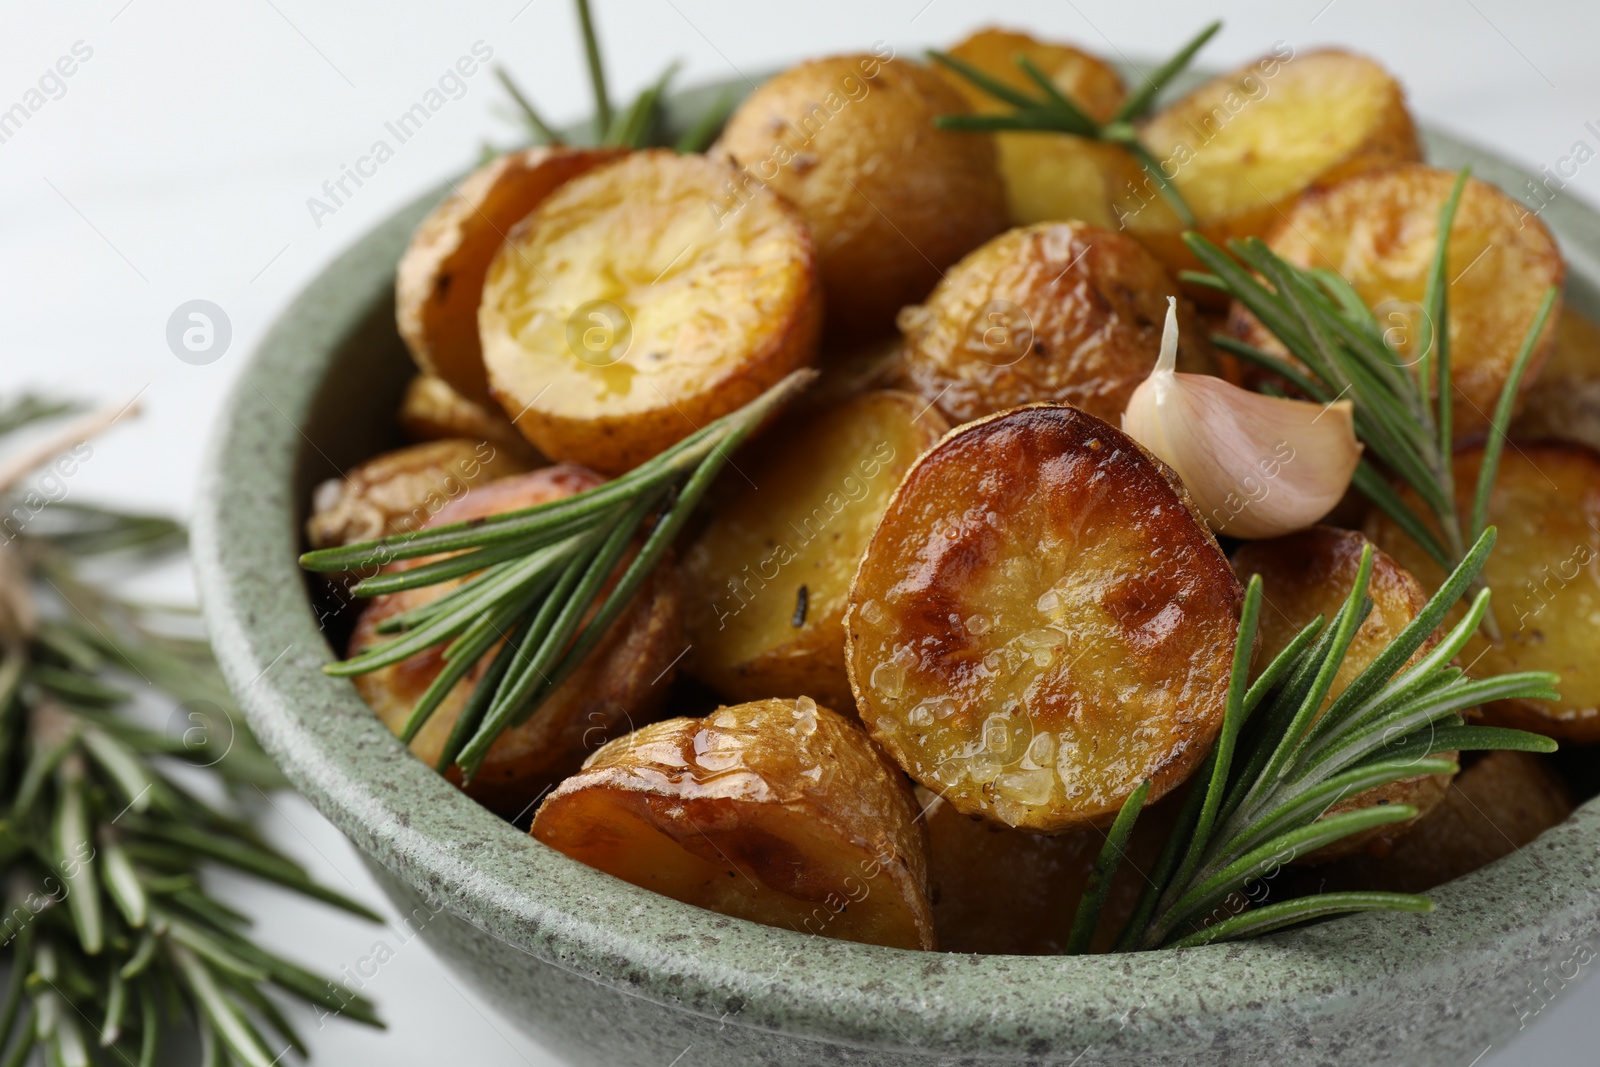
349 468 683 813
531 697 934 949
1368 443 1600 742
1305 751 1574 894
919 784 1177 954
1512 309 1600 450
398 373 544 466
1231 527 1453 862
846 406 1244 832
1123 48 1421 279
397 146 625 403
940 28 1131 230
1228 165 1564 437
479 150 821 475
714 52 1005 338
681 390 947 708
895 221 1211 426
305 438 529 551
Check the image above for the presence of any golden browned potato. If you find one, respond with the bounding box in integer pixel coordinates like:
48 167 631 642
531 697 934 949
1231 527 1453 862
1512 309 1600 450
305 438 530 551
919 784 1178 954
1367 444 1600 743
1122 49 1422 279
349 468 683 813
940 28 1131 230
714 52 1005 338
1306 751 1573 894
1229 165 1564 437
681 390 948 709
398 373 544 466
895 221 1211 426
846 406 1244 832
478 150 821 475
396 146 625 403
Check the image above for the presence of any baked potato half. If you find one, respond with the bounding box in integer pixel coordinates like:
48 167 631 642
846 406 1244 832
1228 165 1564 437
939 28 1130 230
305 438 529 551
1367 443 1600 743
398 373 544 466
531 697 934 949
681 390 947 709
479 150 821 475
397 145 625 404
714 52 1005 338
1306 751 1573 894
348 468 683 813
1231 527 1453 862
1512 309 1600 450
1124 48 1421 279
895 221 1210 426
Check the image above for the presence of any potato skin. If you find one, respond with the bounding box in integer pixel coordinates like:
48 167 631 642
714 52 1005 339
1513 309 1600 451
479 150 821 475
348 468 683 814
1124 48 1421 281
305 438 529 551
681 390 948 709
398 373 544 466
1367 443 1600 743
1305 751 1574 894
940 28 1130 230
1231 526 1453 861
396 146 625 403
846 406 1244 832
896 221 1210 426
1229 165 1564 437
531 698 934 950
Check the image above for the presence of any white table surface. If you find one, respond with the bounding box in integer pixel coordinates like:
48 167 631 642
3 1 1598 1063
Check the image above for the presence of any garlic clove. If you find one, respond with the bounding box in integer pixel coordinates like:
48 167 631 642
1122 298 1362 539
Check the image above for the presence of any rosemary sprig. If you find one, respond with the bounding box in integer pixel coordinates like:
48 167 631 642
1181 168 1560 640
1068 526 1558 952
493 0 719 152
930 21 1221 227
303 370 816 783
0 398 384 1065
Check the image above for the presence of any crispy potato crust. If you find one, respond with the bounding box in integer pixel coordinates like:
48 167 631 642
348 468 682 813
1231 526 1453 861
398 374 545 466
1124 48 1422 280
397 146 625 403
846 406 1244 832
1512 309 1600 450
682 390 947 709
305 439 529 551
1305 751 1573 894
940 28 1130 230
479 150 821 475
714 53 1005 338
531 698 934 949
1229 165 1564 437
1367 443 1600 743
896 221 1210 426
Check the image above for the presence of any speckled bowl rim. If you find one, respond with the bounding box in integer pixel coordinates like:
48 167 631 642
193 81 1600 1056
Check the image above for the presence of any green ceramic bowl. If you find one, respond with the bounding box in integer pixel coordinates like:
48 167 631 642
193 74 1600 1066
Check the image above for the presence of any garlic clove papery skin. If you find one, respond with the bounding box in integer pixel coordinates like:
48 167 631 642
1122 298 1363 539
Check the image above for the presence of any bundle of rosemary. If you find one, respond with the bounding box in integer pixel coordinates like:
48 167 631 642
0 397 381 1066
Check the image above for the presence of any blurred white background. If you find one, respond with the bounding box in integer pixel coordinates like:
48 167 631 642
2 1 1598 1063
